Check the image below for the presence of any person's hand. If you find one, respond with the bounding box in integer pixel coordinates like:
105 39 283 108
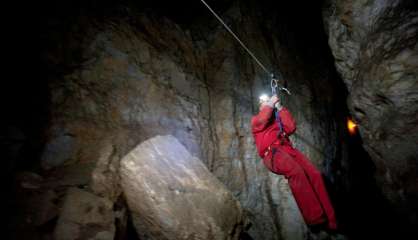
270 95 279 105
275 101 283 110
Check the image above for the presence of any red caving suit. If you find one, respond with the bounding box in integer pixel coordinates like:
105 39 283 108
251 105 337 229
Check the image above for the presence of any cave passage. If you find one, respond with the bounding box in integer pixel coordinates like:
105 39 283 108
5 0 418 240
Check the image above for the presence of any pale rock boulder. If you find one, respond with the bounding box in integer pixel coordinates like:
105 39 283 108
120 135 244 240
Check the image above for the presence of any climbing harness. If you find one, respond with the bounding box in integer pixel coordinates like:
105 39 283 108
270 74 291 96
199 0 291 96
270 73 291 139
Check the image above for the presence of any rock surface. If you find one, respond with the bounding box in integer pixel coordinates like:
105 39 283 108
35 0 353 239
54 188 116 240
11 172 60 239
323 0 418 225
120 135 244 240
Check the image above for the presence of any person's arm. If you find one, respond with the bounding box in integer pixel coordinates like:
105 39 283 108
251 96 279 133
251 105 274 133
279 107 297 135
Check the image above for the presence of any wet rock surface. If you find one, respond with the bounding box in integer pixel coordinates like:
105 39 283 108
120 135 244 240
323 0 418 230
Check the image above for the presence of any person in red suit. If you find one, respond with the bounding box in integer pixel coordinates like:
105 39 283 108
251 94 337 230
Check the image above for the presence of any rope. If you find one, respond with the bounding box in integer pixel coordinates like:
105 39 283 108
199 0 292 96
199 0 270 75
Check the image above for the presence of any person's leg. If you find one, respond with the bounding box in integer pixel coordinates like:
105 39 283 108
289 147 337 230
271 147 326 225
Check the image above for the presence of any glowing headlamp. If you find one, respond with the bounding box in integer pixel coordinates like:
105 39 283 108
259 94 270 103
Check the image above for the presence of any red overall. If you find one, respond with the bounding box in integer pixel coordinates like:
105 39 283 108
251 105 337 230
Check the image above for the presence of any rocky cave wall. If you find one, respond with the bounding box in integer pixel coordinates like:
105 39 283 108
7 0 416 239
34 1 349 239
323 0 418 229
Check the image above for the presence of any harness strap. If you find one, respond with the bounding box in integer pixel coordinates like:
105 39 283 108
275 109 284 137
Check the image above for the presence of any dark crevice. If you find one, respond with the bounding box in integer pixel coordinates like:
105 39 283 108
124 215 142 240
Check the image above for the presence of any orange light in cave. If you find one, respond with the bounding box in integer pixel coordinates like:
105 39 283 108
347 118 357 135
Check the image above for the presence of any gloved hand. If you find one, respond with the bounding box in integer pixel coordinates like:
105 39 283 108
275 101 283 111
263 95 278 107
270 95 279 105
269 95 282 110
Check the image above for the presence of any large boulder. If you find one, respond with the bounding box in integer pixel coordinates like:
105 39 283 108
120 135 245 240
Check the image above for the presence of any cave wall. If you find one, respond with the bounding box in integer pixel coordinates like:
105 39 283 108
24 0 347 239
323 0 418 227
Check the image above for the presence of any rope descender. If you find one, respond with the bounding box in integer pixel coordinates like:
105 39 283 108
271 74 291 96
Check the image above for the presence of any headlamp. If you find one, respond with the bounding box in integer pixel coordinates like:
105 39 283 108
259 94 269 103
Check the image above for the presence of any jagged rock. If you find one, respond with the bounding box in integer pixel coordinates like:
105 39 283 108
53 188 115 240
323 0 418 224
38 1 353 239
41 127 76 170
23 190 59 227
90 138 123 202
17 171 44 190
14 172 60 227
120 135 244 240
